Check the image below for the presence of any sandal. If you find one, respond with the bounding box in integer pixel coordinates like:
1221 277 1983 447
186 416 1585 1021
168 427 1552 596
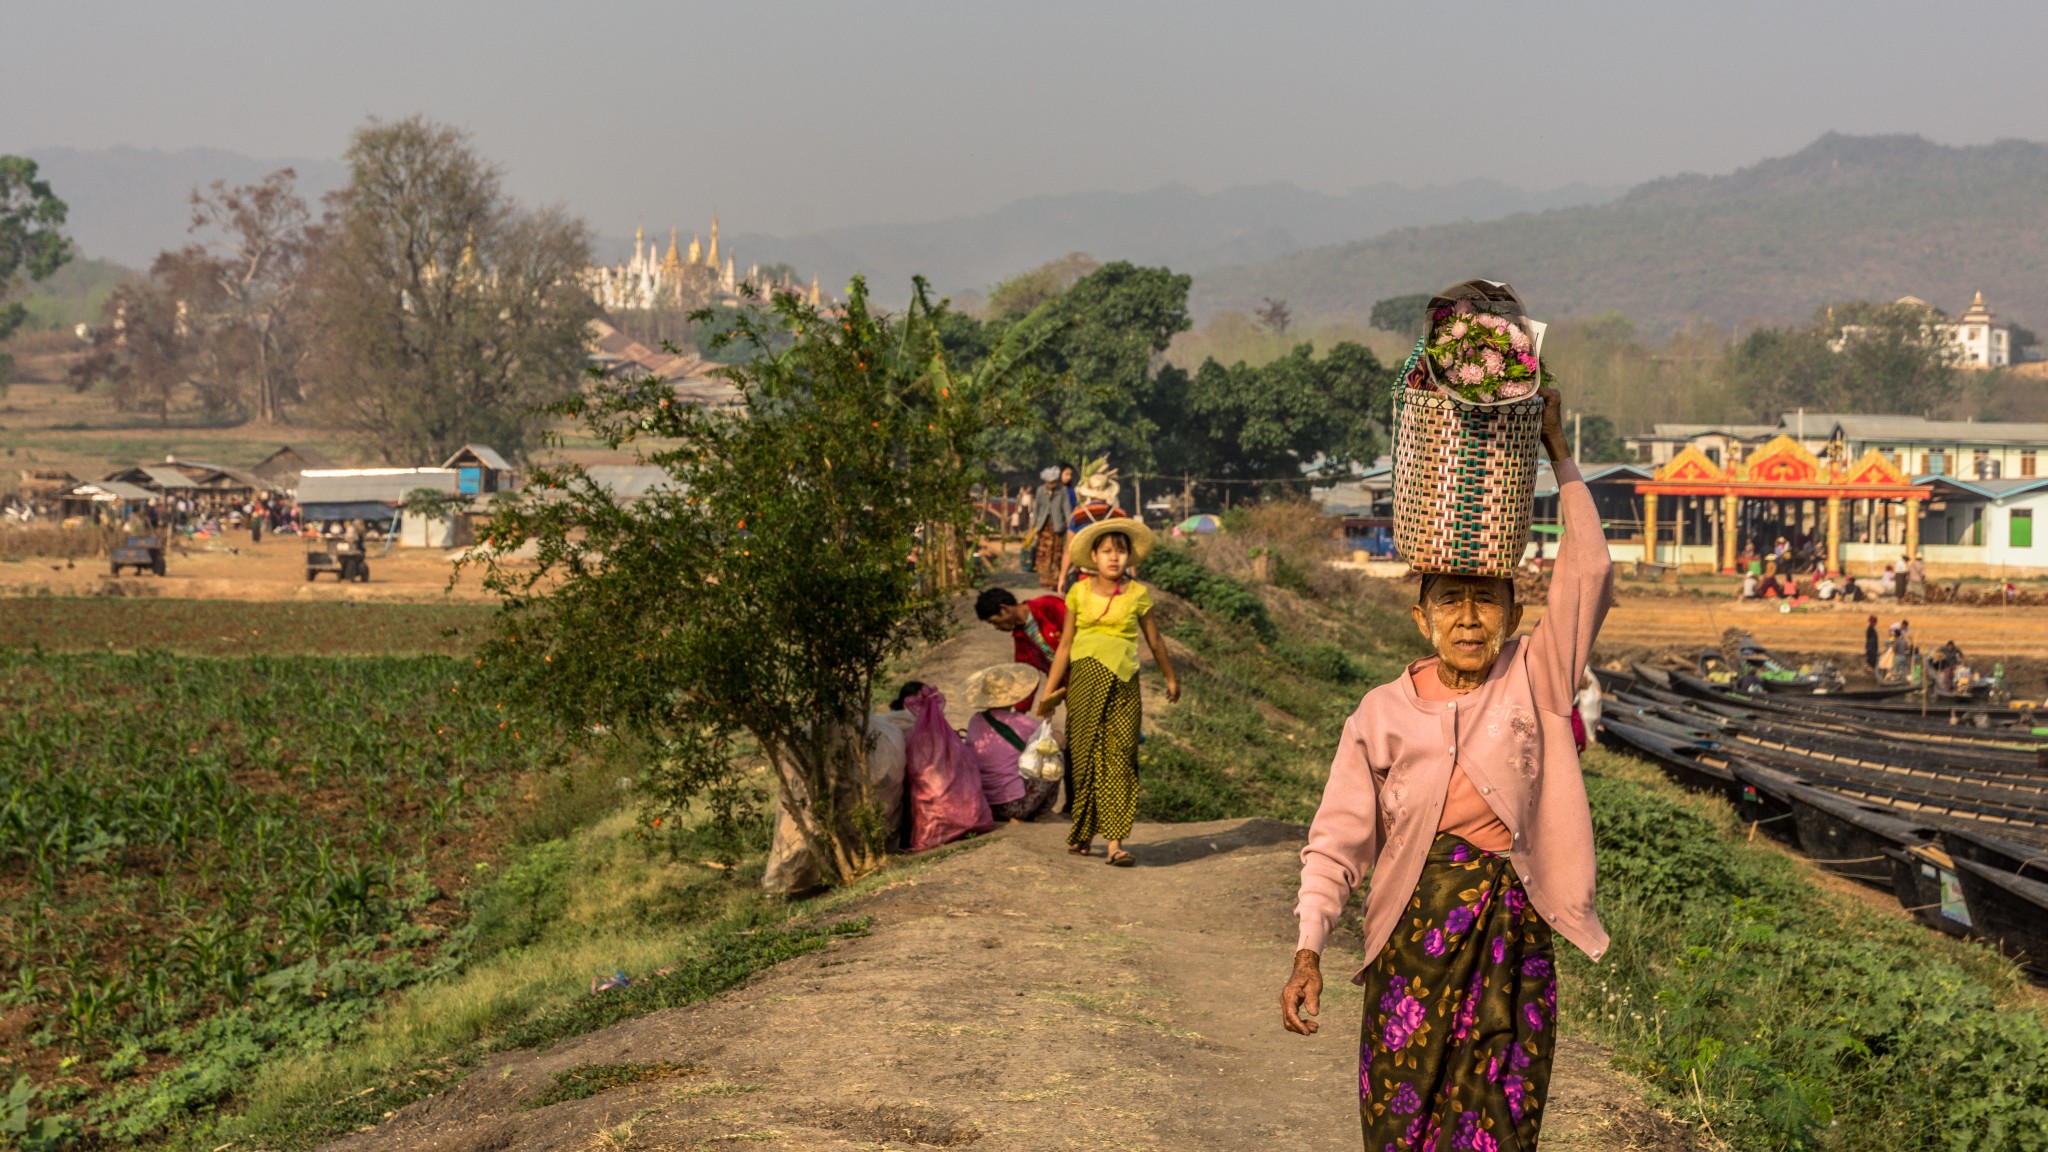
1068 843 1092 856
1105 850 1135 867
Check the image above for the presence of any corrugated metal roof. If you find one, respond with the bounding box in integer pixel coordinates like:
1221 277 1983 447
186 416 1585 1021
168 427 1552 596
1816 414 2048 444
105 465 200 489
442 444 514 471
1920 475 2048 501
296 470 460 505
71 480 157 502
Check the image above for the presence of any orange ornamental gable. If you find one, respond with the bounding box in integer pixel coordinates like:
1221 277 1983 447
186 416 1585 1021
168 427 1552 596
1635 436 1927 500
1654 445 1726 484
1737 435 1821 484
1842 448 1908 487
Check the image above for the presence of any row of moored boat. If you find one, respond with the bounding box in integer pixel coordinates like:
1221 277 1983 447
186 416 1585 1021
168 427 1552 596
1596 664 2048 979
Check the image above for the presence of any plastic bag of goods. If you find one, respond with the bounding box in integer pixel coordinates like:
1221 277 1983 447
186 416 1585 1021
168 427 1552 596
904 685 995 851
1017 720 1064 782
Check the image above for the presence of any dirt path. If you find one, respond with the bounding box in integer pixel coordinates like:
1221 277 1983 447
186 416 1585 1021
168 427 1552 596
321 602 1689 1152
322 816 1687 1152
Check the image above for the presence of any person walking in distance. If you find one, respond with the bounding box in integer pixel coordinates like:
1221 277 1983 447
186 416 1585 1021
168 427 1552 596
1025 467 1067 590
1281 388 1612 1151
1038 517 1179 866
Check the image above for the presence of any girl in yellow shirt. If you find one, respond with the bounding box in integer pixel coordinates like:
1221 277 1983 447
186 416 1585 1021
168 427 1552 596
1040 518 1180 866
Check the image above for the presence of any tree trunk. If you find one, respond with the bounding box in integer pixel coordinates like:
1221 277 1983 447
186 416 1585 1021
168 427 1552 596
773 719 886 888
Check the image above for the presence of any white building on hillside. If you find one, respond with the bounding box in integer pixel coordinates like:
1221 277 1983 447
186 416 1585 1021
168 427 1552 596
1946 292 2010 367
1834 293 2012 366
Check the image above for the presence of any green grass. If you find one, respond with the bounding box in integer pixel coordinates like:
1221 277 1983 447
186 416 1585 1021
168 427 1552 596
1565 748 2048 1151
1138 553 1418 824
178 797 940 1151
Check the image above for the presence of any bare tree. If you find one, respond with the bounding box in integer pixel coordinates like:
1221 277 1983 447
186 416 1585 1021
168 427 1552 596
1255 296 1292 335
166 169 326 423
312 116 596 463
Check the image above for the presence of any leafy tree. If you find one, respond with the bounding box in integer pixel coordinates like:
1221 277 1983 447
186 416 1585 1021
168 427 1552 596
468 279 1045 886
1572 413 1629 462
68 279 187 423
1023 260 1191 469
1369 292 1431 339
314 116 596 462
1155 341 1388 497
984 251 1098 319
2008 321 2039 358
1729 299 1958 420
0 156 72 393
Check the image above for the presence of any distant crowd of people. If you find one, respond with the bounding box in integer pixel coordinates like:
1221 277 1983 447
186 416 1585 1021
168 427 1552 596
1739 537 1929 604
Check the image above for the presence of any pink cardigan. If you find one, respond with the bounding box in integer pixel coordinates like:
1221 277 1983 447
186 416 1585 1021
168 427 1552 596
1296 459 1614 978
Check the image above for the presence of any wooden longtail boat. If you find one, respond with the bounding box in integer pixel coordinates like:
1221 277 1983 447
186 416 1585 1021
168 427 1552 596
1770 775 1941 888
1952 858 2048 976
1941 825 2048 880
1883 844 1973 937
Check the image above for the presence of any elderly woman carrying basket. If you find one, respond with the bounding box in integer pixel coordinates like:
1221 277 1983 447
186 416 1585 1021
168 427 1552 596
1279 281 1613 1152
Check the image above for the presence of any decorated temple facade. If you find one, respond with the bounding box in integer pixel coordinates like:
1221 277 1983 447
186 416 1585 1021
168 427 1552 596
1634 434 1933 574
582 217 823 313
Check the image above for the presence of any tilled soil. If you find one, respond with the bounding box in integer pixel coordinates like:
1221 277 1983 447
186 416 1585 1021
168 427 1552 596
320 817 1692 1152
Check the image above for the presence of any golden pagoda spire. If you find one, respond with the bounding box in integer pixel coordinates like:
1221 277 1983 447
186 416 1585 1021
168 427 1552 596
809 275 821 307
662 227 683 274
706 214 719 270
687 232 701 264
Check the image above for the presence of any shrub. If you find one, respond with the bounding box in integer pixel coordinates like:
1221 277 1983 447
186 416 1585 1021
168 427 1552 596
1144 546 1276 641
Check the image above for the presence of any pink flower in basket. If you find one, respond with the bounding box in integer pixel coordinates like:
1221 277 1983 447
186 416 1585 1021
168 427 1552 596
1422 303 1544 403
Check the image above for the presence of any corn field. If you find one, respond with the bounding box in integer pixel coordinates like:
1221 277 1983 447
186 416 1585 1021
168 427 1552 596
0 649 554 1140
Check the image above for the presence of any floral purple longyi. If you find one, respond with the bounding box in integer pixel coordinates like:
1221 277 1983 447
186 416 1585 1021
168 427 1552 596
1360 835 1554 1151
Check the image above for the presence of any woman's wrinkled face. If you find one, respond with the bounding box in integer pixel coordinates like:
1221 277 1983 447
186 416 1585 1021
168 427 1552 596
1410 576 1523 678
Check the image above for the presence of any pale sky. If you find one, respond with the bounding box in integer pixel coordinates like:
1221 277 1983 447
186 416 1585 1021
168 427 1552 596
7 0 2048 236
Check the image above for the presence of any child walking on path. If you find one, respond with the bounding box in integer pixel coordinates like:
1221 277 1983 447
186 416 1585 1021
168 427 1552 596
1039 517 1180 866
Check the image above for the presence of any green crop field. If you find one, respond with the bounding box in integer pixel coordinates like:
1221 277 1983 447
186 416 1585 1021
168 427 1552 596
0 599 496 657
0 647 553 1143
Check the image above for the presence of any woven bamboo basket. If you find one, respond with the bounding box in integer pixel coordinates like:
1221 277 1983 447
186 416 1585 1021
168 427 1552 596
1392 311 1545 576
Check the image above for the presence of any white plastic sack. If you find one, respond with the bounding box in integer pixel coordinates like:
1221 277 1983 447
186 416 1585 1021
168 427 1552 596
1016 719 1064 783
762 715 909 894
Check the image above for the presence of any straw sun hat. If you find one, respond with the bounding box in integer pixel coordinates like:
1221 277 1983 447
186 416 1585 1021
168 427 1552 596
964 663 1045 712
1065 515 1155 572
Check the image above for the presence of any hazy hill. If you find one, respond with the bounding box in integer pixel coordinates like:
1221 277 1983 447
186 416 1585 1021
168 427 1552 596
1191 134 2048 333
11 146 348 269
599 179 1622 298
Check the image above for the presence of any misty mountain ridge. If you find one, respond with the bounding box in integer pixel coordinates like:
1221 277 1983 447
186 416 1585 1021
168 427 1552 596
12 145 348 269
1192 133 2048 333
598 178 1625 299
